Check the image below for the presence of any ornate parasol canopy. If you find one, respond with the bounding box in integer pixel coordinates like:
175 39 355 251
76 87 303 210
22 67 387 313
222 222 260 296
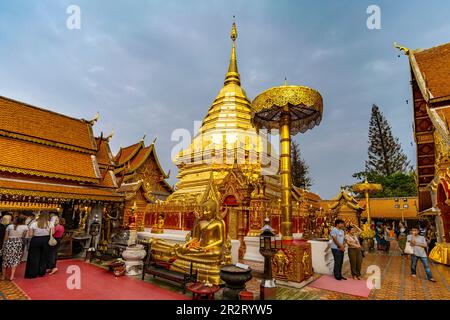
352 179 382 225
353 179 383 194
251 83 323 240
251 85 323 135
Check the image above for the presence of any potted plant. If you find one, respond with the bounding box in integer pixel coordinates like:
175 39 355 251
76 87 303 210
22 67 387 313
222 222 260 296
360 224 375 251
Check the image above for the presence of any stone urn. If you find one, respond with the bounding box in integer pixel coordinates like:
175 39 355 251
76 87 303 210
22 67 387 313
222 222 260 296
220 265 253 300
122 244 147 276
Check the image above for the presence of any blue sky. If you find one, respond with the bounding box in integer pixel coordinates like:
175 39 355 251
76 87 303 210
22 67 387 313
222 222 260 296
1 0 449 198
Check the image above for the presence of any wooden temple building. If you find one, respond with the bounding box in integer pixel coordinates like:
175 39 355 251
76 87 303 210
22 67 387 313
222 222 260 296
0 96 123 223
399 41 450 242
320 188 419 226
115 139 173 231
0 95 174 257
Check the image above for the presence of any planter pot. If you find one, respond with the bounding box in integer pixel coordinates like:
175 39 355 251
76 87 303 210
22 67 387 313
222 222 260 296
239 291 254 300
122 244 146 260
220 265 253 300
122 244 147 276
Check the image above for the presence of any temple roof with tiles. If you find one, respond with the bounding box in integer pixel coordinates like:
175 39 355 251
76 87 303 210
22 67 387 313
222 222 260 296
0 95 122 202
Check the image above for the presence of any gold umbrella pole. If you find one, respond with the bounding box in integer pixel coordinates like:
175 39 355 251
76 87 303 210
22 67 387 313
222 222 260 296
353 179 382 227
280 108 293 240
365 190 370 225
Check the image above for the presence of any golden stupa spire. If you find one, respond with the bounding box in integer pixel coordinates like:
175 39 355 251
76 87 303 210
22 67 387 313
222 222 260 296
224 16 240 86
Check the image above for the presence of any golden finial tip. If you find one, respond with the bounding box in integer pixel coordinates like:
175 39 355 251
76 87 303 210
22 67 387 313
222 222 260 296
230 18 237 42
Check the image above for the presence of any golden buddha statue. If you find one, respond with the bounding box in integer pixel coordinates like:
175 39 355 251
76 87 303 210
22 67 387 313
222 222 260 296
151 177 231 284
170 197 231 284
151 213 165 234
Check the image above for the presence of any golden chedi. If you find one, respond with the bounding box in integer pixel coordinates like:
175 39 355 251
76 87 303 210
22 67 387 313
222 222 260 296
167 20 277 204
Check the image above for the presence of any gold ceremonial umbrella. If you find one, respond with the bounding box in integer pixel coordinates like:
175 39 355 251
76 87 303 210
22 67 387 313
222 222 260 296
353 179 382 225
252 84 323 239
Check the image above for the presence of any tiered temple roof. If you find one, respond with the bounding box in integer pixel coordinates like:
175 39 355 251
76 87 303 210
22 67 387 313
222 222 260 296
404 41 450 211
412 42 450 101
0 95 122 204
115 140 172 202
321 189 418 220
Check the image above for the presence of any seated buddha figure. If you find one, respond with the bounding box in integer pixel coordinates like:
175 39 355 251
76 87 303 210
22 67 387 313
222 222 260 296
170 198 231 285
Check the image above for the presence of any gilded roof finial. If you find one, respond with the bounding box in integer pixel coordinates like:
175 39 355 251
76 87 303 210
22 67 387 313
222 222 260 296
393 42 410 56
87 112 100 125
224 16 240 86
105 128 115 141
230 16 237 41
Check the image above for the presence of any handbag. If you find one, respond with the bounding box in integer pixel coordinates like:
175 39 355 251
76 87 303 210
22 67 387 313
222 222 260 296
404 240 414 255
48 226 57 247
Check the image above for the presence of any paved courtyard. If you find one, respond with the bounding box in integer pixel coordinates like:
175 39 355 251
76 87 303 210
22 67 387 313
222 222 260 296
243 241 450 300
1 241 449 300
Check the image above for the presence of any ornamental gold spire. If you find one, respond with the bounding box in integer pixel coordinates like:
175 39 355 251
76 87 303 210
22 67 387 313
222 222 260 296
224 17 240 86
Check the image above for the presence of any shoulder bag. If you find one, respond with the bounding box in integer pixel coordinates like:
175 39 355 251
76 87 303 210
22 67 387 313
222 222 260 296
48 225 57 246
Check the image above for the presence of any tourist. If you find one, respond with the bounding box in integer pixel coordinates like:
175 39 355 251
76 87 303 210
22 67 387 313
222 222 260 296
330 219 346 280
384 224 391 253
21 212 35 262
389 222 396 239
345 225 363 280
419 222 427 237
47 216 64 275
408 226 436 282
25 212 54 279
0 214 12 274
426 224 437 253
375 222 387 252
397 221 408 255
1 216 28 281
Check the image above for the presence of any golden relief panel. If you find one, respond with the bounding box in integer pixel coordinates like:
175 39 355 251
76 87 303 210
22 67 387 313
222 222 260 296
272 242 313 283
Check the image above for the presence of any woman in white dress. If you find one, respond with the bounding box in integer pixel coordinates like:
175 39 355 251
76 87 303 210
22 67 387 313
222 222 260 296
1 215 28 281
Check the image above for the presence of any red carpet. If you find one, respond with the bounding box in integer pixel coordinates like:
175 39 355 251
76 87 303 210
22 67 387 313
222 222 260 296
13 259 189 300
308 275 372 298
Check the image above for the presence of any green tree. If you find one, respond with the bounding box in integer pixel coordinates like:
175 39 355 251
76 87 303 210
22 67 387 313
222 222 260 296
352 171 417 198
365 104 410 175
291 140 312 189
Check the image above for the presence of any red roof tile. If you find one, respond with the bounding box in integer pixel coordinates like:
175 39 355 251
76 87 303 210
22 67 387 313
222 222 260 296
0 135 98 182
413 42 450 100
95 137 114 166
115 141 143 165
0 96 96 151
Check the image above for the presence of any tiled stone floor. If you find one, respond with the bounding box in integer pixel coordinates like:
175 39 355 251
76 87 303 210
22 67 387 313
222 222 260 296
0 277 29 300
242 241 450 300
1 241 449 300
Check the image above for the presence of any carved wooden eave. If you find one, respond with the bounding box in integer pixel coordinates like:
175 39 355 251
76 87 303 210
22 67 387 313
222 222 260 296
118 180 156 203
